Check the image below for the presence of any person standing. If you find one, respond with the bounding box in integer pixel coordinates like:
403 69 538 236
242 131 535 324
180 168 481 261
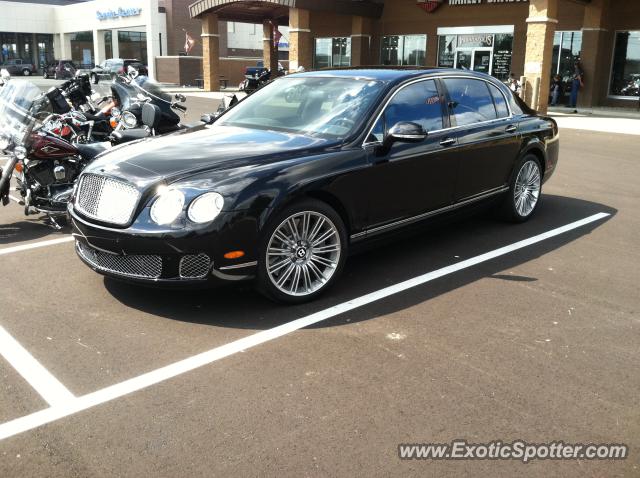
570 59 584 112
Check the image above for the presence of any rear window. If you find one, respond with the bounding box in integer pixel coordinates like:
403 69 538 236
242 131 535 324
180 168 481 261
489 84 510 118
443 78 497 126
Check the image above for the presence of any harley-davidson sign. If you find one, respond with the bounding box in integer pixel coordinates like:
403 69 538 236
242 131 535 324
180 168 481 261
418 0 528 12
417 0 444 12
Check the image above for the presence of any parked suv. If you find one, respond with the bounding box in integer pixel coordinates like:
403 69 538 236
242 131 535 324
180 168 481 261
89 58 144 83
43 60 77 79
0 59 37 76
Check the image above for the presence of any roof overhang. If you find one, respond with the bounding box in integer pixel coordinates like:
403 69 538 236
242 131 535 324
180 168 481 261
189 0 384 22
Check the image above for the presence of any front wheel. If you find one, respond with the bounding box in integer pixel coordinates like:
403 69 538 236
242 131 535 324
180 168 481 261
91 74 98 84
500 154 543 222
257 199 347 304
43 71 49 79
22 69 31 76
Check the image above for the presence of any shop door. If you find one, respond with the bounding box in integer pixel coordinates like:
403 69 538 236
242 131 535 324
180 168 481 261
454 48 493 74
472 49 492 74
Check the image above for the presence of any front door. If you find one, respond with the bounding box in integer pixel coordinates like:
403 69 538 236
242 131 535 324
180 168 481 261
472 49 492 74
363 79 459 229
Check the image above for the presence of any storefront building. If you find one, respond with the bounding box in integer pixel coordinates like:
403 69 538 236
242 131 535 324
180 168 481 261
190 0 640 112
0 0 203 79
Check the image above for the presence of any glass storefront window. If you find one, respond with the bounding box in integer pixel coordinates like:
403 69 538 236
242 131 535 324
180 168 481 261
550 31 582 103
381 35 426 66
118 31 147 64
70 31 94 67
437 33 513 81
610 31 640 98
314 37 351 68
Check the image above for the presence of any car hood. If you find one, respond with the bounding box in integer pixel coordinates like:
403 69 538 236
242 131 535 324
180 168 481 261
86 124 337 187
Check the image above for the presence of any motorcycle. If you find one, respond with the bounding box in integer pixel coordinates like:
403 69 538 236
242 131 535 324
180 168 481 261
0 68 10 88
240 68 285 94
0 80 112 228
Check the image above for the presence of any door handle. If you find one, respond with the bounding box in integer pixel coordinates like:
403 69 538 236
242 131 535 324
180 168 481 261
505 125 518 133
439 138 456 147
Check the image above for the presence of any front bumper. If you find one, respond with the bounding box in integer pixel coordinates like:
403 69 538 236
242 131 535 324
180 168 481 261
70 205 261 286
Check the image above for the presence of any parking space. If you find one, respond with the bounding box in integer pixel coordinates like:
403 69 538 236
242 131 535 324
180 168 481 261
0 127 638 476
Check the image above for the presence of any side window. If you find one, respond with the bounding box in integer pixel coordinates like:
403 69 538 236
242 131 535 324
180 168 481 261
443 78 497 126
489 84 510 118
384 79 444 133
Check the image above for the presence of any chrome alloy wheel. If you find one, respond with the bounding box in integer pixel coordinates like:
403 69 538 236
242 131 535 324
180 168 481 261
266 211 341 297
514 160 541 217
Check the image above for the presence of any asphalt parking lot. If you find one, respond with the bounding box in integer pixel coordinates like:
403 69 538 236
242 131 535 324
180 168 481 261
0 102 639 475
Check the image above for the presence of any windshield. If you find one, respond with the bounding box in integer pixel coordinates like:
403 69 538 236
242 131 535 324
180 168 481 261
0 80 50 145
218 77 385 139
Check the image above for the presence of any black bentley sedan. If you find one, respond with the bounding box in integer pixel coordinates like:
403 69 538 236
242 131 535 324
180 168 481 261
70 68 559 303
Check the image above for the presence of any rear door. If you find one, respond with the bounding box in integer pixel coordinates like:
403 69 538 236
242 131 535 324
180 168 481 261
364 78 459 228
441 77 521 201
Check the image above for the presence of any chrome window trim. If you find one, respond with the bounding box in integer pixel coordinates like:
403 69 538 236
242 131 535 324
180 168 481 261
350 185 509 240
362 74 515 148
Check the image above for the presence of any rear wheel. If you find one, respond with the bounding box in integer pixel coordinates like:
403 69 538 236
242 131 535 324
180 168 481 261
500 154 542 222
257 199 347 304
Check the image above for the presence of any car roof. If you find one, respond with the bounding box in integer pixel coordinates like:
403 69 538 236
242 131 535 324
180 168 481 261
290 67 501 84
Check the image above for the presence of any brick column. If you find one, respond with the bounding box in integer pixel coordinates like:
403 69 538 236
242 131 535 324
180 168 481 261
263 20 279 73
523 0 558 113
289 8 312 72
201 12 220 92
579 0 610 108
351 16 372 67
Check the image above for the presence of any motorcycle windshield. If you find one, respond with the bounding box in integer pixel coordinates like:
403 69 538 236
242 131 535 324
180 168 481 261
0 80 50 147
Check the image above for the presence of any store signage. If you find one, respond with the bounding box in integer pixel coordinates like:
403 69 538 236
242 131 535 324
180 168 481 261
458 34 494 47
96 7 142 21
449 0 528 4
418 0 527 11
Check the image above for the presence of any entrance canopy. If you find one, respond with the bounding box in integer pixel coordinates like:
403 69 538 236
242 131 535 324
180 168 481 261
189 0 384 21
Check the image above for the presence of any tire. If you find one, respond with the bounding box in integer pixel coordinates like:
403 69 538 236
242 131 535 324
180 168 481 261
91 74 98 84
257 199 348 304
500 154 543 222
22 69 31 76
43 71 48 79
53 71 58 80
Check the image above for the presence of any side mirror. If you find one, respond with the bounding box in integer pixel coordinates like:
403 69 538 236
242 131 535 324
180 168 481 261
382 121 427 149
200 113 217 125
174 93 186 103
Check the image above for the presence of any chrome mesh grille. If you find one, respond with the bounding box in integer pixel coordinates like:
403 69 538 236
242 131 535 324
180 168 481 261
179 254 211 279
76 174 140 225
77 241 162 279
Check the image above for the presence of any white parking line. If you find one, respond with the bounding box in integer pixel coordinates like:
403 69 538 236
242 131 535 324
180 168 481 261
0 212 610 441
0 236 75 256
0 326 75 407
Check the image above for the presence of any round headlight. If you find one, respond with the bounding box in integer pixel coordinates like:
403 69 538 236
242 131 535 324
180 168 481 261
111 107 121 119
122 111 137 129
150 188 185 225
188 192 224 223
13 146 27 160
0 134 10 151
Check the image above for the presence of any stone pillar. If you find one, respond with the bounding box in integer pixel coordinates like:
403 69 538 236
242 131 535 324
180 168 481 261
201 12 220 92
263 20 278 73
57 33 72 60
351 16 372 66
111 29 120 59
523 0 558 113
92 29 106 67
289 8 312 72
579 0 610 108
31 33 39 71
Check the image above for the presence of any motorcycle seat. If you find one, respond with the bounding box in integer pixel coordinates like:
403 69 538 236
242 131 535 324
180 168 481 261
77 142 112 160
